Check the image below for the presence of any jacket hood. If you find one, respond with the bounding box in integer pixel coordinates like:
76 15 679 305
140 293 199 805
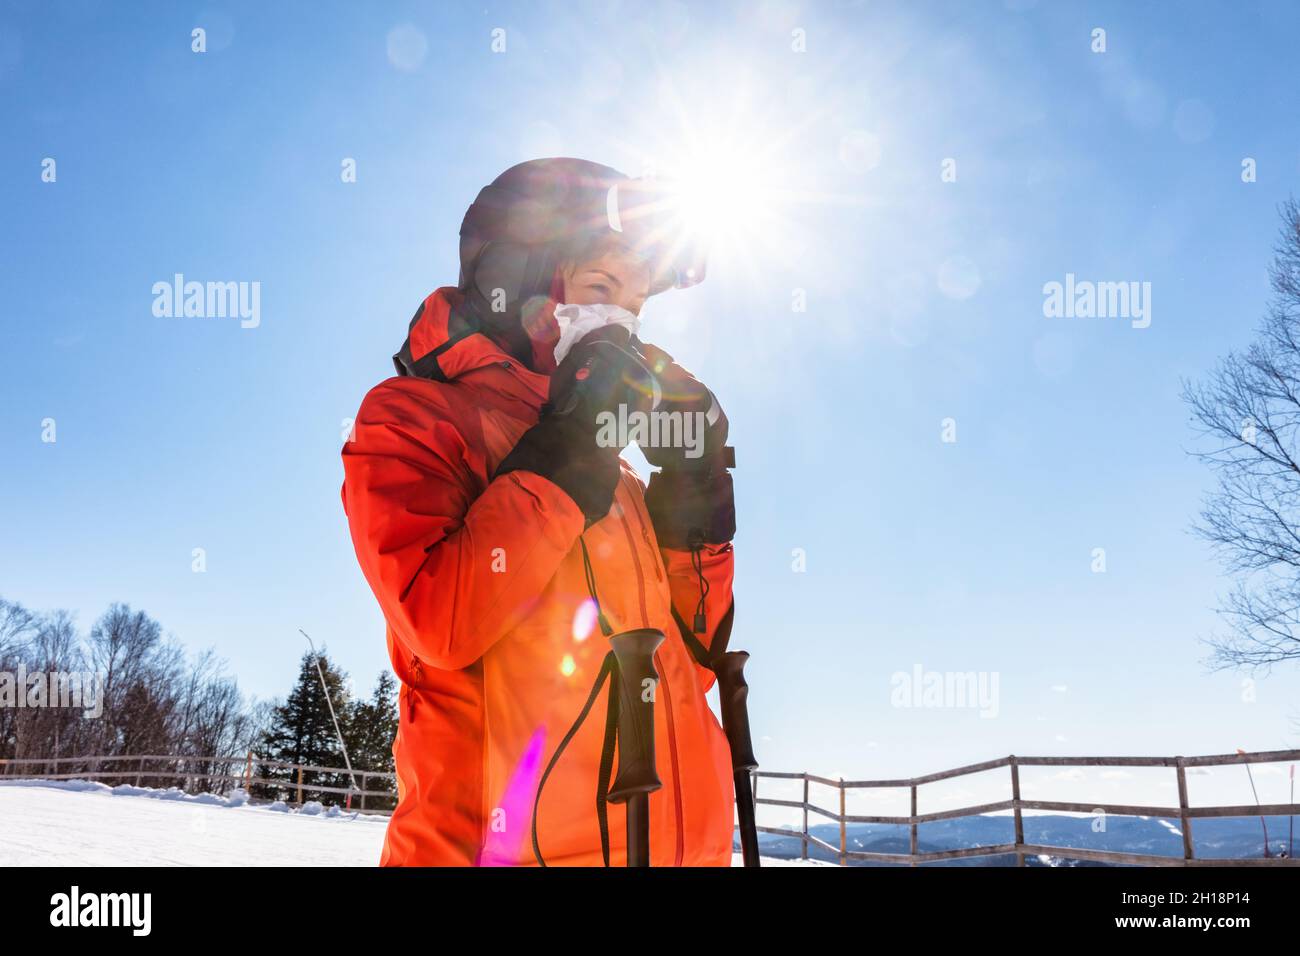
392 286 562 382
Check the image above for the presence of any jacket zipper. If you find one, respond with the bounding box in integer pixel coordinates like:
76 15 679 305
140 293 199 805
654 647 685 866
615 500 650 626
616 485 685 867
641 521 665 582
407 655 423 721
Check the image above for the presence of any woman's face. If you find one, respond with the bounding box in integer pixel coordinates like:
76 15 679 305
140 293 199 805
560 243 652 315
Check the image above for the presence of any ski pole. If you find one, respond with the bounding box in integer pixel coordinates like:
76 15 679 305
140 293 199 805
301 629 360 798
607 628 665 867
1237 748 1270 858
714 650 760 867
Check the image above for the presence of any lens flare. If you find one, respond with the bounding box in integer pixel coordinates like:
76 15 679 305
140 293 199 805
572 598 599 642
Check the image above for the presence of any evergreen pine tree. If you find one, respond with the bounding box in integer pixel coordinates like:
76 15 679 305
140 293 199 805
347 671 399 810
258 650 355 804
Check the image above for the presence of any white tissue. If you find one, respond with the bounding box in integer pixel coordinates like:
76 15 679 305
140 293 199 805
552 301 640 365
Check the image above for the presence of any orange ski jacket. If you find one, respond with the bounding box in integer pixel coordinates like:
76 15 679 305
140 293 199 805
341 287 736 866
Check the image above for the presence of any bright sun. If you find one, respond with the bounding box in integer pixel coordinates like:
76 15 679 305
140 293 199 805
669 144 773 245
605 66 826 292
638 134 792 293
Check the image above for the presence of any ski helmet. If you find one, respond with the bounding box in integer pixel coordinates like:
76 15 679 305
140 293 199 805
457 157 706 364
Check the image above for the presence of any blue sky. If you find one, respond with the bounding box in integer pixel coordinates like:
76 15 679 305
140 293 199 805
3 0 1299 813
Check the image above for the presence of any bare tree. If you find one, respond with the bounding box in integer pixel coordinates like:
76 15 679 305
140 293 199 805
179 651 253 789
86 603 184 757
1 595 278 794
13 611 85 762
0 598 38 661
1183 198 1300 674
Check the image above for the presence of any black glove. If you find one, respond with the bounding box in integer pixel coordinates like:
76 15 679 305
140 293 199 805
633 340 730 470
633 339 736 548
495 326 657 526
643 465 735 549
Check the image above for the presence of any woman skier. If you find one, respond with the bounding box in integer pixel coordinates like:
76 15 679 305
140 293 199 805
340 158 738 866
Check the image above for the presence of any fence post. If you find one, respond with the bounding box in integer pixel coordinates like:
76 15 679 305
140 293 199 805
296 765 304 805
1176 756 1194 863
243 751 253 793
1011 755 1025 867
838 777 847 866
802 773 810 861
360 773 367 812
135 756 144 788
909 783 918 867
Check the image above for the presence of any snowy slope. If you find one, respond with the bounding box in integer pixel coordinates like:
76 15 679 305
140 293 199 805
0 779 388 866
0 780 819 867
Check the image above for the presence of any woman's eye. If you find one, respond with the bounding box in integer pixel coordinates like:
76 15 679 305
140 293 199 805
590 284 611 297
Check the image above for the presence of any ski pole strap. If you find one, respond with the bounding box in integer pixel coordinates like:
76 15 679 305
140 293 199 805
670 599 736 671
689 537 710 633
532 649 620 867
580 534 614 636
596 653 621 867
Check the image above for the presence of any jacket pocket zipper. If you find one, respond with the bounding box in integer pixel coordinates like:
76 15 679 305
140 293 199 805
407 655 423 721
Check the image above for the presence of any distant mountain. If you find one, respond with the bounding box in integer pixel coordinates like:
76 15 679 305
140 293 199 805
743 814 1295 866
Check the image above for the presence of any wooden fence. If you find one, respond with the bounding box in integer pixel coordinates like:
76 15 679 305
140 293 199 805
0 753 397 814
753 748 1300 866
6 748 1297 862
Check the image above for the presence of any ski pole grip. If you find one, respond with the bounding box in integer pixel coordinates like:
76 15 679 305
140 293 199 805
713 650 758 772
607 628 666 804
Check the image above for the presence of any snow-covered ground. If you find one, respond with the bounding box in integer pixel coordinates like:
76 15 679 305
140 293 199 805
0 780 820 867
0 779 388 866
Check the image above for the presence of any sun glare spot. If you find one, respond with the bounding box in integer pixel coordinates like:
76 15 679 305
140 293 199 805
573 598 599 642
